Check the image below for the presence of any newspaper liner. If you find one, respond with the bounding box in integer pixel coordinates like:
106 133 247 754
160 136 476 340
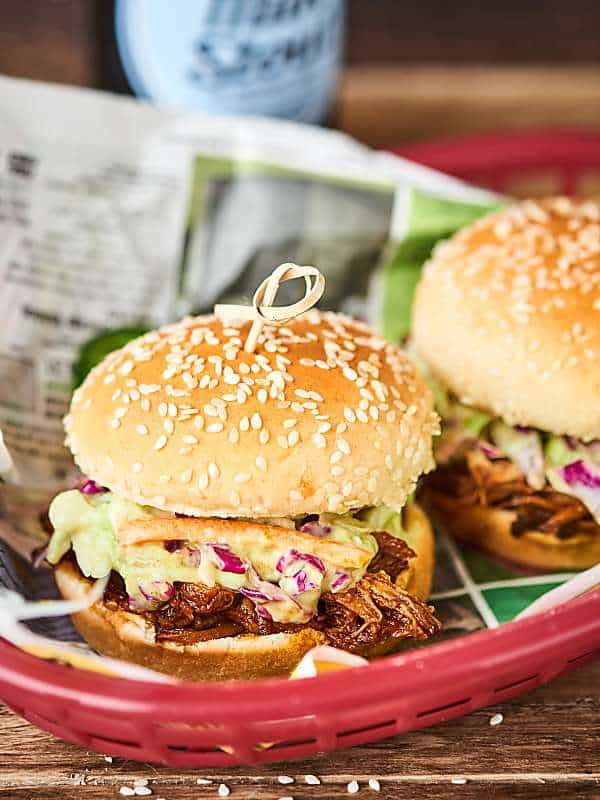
0 76 592 683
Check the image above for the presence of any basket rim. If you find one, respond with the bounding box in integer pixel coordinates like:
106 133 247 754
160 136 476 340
394 127 600 173
0 587 598 721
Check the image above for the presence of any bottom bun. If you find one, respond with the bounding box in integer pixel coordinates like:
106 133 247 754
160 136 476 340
54 502 436 681
423 500 600 572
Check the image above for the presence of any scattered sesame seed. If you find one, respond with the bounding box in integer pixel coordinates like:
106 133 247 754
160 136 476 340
196 778 213 785
110 419 120 429
132 462 143 474
490 713 504 726
304 775 321 785
278 776 294 785
206 422 224 433
368 778 380 792
451 777 468 785
154 435 167 450
119 789 135 797
347 781 359 794
218 784 230 797
103 755 113 763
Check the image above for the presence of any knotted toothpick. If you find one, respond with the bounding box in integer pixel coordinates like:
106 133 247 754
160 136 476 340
214 262 325 353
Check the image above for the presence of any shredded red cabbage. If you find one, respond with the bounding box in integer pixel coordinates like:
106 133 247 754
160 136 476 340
300 520 332 537
79 479 106 495
290 569 318 593
561 460 600 489
204 543 247 574
330 571 351 592
276 549 325 574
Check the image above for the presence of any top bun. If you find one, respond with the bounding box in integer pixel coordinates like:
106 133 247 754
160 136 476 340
66 310 438 517
413 197 600 440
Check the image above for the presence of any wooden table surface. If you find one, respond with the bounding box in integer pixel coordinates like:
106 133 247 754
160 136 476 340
0 661 598 800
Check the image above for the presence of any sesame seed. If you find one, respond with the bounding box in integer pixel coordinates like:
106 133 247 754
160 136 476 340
154 435 167 450
257 388 268 403
278 776 294 785
259 429 269 444
229 490 240 506
249 412 262 430
180 469 193 484
158 402 168 417
196 778 213 785
255 455 267 471
141 398 150 412
235 472 251 483
330 450 342 464
206 423 224 433
208 461 220 479
164 418 174 434
490 713 504 726
110 419 120 429
240 416 250 432
356 409 369 423
278 435 289 449
132 462 143 473
283 418 297 428
304 775 321 785
119 789 135 797
331 465 344 477
198 473 209 490
218 784 230 797
288 430 299 446
368 778 381 792
347 780 359 794
120 360 133 376
134 787 152 796
451 778 468 785
344 408 356 423
136 424 148 436
229 427 239 443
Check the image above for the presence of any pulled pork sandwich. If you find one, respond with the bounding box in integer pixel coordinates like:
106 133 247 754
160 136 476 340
413 197 600 571
47 309 441 680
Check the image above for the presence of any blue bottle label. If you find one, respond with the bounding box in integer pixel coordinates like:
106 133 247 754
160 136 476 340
115 0 345 123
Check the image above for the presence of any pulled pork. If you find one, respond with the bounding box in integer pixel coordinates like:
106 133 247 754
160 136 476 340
368 531 415 581
104 567 441 651
423 448 598 540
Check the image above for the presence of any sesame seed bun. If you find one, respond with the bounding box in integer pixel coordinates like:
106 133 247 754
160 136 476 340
422 500 600 572
66 311 438 517
54 503 436 681
412 197 600 440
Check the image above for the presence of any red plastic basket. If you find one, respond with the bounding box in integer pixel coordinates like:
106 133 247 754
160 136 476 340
1 130 599 766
